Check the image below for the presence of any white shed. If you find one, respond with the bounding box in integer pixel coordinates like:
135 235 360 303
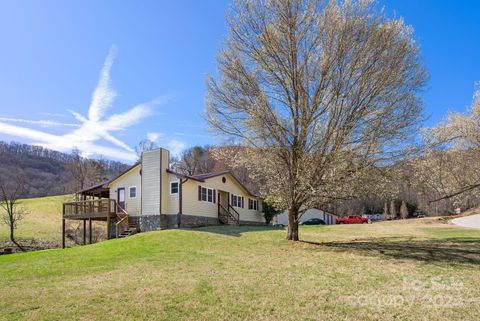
273 208 337 225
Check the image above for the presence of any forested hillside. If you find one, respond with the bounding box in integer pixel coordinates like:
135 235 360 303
0 141 130 198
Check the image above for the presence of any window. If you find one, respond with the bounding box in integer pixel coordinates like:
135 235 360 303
170 181 179 194
129 186 137 198
248 198 258 211
199 186 215 203
231 194 244 208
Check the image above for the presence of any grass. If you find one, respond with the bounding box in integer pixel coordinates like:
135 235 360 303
1 217 479 320
0 195 71 248
0 195 107 250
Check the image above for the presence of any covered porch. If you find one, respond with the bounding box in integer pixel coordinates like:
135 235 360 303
61 183 131 248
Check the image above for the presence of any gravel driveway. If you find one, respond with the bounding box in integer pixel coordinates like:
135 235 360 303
451 214 480 229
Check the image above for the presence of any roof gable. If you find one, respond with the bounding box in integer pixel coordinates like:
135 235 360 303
107 162 141 188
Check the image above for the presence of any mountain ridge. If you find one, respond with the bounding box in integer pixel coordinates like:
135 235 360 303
0 141 130 198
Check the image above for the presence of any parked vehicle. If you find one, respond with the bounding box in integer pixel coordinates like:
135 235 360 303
366 214 382 221
336 215 370 224
300 218 326 225
412 211 426 218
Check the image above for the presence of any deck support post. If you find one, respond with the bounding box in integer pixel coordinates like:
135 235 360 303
106 214 111 240
89 218 92 244
83 219 86 245
62 219 66 249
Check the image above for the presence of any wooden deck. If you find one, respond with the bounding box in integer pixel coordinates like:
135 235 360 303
63 198 116 220
62 198 120 248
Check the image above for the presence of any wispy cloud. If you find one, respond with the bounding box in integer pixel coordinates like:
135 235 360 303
0 45 164 163
38 112 69 118
88 45 118 122
0 117 80 128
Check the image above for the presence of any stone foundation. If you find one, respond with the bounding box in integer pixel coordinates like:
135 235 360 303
128 215 161 232
160 214 178 229
128 215 175 231
127 214 264 232
179 214 219 228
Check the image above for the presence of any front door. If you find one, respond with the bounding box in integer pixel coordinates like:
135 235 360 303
218 191 229 224
220 191 229 209
117 188 125 210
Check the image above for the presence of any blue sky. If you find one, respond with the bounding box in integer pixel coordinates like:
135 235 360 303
0 0 479 163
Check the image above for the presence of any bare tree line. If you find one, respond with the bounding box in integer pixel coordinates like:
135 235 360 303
0 141 130 198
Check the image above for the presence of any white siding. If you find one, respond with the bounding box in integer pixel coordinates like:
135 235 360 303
163 172 179 215
182 173 264 223
108 165 141 216
160 148 174 216
141 149 161 216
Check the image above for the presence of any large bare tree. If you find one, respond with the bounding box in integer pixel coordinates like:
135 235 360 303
206 0 427 240
0 175 28 249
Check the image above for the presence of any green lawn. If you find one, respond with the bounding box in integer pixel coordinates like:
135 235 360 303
1 219 479 320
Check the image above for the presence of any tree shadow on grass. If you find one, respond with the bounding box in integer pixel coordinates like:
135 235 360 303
302 237 480 266
186 225 285 237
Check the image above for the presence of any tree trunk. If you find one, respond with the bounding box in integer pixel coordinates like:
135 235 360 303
286 206 299 241
8 215 23 251
9 218 15 243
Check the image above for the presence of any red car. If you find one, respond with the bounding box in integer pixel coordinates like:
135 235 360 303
336 215 370 224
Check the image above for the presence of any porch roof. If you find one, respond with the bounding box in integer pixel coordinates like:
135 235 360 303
78 181 110 198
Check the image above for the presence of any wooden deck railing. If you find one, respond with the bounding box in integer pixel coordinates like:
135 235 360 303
63 198 116 218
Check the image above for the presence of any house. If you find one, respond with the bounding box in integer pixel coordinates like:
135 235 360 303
62 148 265 247
273 208 337 225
